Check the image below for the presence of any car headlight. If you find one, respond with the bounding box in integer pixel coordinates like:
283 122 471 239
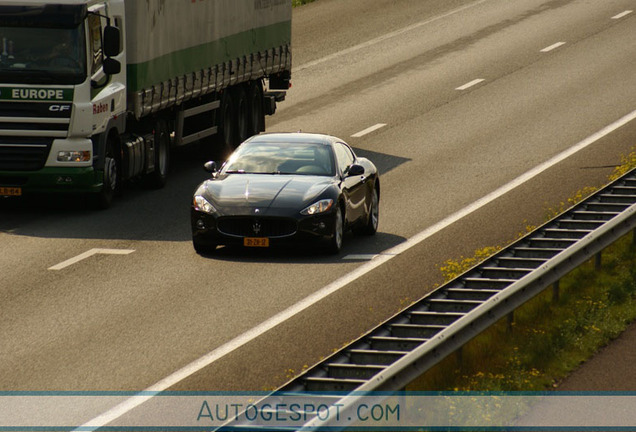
57 151 91 162
193 195 217 214
301 199 333 215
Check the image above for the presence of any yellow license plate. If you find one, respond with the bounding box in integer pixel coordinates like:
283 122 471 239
244 237 269 248
0 187 21 196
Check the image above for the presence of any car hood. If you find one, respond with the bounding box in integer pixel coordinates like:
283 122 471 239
201 174 333 214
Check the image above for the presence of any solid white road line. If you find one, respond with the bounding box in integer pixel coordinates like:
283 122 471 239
351 124 387 138
456 79 485 91
540 42 566 53
294 0 493 73
79 108 636 430
612 10 632 20
48 248 135 271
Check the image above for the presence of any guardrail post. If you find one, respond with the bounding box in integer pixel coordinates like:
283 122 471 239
595 251 602 270
507 311 514 332
553 280 560 302
456 346 463 368
632 229 636 251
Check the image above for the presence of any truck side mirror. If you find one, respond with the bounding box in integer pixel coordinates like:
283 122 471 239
103 26 121 57
103 58 121 75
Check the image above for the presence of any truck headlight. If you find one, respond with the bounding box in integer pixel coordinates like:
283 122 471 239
57 151 91 162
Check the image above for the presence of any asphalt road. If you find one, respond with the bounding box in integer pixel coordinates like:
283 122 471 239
1 0 636 403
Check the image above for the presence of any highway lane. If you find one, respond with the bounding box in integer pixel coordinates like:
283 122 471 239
1 0 636 396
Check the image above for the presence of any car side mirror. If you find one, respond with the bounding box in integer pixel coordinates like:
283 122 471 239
347 164 365 177
203 161 217 174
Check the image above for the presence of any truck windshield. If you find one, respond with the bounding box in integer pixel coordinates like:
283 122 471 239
0 25 86 85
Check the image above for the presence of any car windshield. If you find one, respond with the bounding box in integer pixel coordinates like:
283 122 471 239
222 141 336 176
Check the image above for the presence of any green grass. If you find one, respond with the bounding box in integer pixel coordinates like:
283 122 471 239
292 0 316 7
410 235 636 391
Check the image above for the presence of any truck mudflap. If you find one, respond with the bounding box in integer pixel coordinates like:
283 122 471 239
0 167 103 196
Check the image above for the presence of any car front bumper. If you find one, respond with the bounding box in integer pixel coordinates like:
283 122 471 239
191 209 339 249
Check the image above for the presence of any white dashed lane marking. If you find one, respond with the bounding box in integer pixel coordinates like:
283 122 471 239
456 79 485 91
612 10 632 20
540 42 566 53
351 123 387 138
49 248 135 271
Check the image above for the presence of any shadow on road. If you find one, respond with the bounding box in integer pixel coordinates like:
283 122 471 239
194 231 407 264
0 146 410 245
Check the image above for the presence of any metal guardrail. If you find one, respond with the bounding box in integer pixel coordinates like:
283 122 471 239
223 167 636 430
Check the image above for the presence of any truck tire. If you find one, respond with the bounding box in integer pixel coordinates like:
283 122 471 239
248 81 264 136
235 86 250 145
145 118 170 188
94 139 120 209
214 91 236 161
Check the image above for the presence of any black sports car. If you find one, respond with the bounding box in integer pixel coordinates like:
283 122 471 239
191 133 380 254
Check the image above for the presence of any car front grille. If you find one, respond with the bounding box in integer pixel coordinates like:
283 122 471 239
217 217 297 238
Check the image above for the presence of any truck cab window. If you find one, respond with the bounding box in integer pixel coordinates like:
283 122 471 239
88 14 103 75
0 25 86 84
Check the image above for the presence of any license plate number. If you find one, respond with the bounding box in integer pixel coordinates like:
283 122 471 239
0 187 21 196
244 237 269 248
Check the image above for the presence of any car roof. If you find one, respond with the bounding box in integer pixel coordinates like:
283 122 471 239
245 133 338 146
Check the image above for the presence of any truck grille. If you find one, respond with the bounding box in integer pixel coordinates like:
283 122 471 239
217 217 297 238
0 100 72 171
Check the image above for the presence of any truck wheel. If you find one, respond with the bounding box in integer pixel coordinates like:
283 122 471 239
214 91 235 161
94 139 120 209
248 81 264 136
145 119 170 188
235 86 250 145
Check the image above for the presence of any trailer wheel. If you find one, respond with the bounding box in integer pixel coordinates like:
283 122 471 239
94 139 120 209
248 81 264 136
235 86 250 145
145 118 170 188
214 91 235 161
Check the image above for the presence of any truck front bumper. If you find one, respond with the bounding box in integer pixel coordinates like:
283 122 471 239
0 167 104 195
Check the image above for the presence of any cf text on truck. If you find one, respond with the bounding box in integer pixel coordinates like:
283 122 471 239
0 0 291 208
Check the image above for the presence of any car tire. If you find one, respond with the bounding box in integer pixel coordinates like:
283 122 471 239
193 238 217 255
328 205 344 254
361 186 379 235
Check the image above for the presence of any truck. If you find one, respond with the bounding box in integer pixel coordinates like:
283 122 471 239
0 0 291 208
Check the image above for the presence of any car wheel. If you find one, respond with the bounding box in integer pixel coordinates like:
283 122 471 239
193 237 217 255
328 205 344 254
362 186 379 235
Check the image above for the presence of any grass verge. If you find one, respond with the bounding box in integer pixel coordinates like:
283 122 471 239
292 0 316 7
